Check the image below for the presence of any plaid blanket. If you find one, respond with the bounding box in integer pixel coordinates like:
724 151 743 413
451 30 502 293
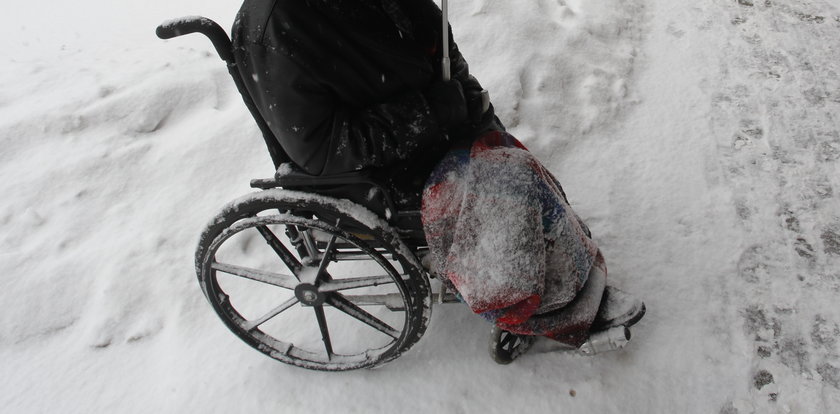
422 131 605 345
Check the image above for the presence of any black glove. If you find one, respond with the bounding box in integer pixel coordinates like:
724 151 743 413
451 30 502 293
424 80 468 129
463 76 489 124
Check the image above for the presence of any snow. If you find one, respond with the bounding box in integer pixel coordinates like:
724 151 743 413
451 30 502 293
2 0 840 413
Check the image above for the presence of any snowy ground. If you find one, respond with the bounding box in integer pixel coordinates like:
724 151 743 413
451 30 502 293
2 0 840 412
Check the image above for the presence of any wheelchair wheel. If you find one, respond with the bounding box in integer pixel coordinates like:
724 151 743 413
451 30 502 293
195 190 431 371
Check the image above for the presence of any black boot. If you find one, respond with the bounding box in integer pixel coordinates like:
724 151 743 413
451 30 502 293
489 326 535 364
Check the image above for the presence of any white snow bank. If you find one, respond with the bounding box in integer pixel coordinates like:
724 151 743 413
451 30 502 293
451 0 643 148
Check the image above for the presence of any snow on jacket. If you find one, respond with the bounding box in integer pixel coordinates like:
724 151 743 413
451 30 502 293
231 0 503 197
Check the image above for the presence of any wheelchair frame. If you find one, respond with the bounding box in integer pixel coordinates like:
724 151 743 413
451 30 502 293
157 17 460 371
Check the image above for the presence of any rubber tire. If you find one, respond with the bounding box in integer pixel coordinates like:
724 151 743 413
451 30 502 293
195 189 431 371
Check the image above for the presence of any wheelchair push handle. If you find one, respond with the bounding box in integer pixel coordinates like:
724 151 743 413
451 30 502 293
441 0 450 82
440 2 490 113
156 16 234 63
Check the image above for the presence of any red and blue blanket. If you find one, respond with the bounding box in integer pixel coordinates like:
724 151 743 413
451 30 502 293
422 131 605 346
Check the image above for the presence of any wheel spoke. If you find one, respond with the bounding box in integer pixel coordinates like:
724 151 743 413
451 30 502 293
242 297 300 331
313 305 334 359
314 233 339 285
212 262 298 289
319 275 395 292
327 293 401 339
255 225 302 276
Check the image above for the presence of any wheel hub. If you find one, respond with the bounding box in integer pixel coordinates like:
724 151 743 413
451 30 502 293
295 283 326 306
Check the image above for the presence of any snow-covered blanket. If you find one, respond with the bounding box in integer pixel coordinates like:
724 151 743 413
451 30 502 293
422 131 604 344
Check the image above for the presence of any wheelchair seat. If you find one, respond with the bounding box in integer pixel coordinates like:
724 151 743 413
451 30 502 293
250 163 427 247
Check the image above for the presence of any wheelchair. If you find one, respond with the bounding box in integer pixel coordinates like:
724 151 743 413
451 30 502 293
156 17 463 371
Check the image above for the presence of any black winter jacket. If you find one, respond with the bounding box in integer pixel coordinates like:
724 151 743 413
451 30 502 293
232 0 503 196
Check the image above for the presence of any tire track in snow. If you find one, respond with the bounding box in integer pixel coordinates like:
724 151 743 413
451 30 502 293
565 1 758 411
703 0 840 411
575 0 838 411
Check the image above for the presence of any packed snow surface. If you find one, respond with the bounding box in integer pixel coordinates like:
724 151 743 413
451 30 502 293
3 0 840 413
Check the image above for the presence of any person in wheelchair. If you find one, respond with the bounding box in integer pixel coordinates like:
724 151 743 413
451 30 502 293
232 0 644 354
233 0 501 208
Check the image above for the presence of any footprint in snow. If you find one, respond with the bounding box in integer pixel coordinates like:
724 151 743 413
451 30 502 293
665 23 686 38
537 0 576 26
821 227 840 256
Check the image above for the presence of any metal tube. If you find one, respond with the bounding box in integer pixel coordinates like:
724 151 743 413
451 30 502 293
578 326 632 355
441 0 451 81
